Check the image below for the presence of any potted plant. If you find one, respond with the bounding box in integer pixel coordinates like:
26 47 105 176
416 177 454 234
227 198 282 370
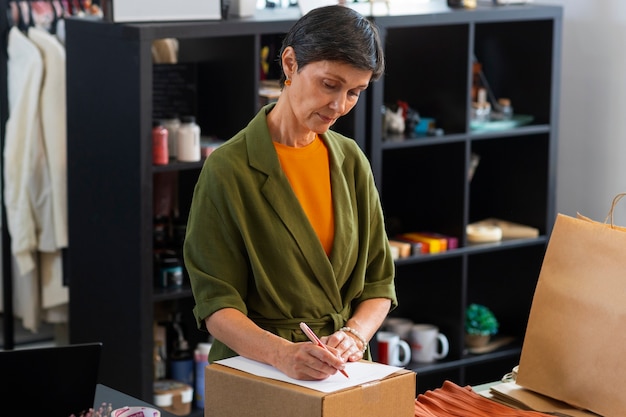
465 303 499 347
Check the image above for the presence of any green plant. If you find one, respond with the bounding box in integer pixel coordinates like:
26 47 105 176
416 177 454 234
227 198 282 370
465 303 499 336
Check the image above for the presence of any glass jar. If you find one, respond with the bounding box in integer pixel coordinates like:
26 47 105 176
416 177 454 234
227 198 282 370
497 98 513 120
177 115 201 162
471 102 491 122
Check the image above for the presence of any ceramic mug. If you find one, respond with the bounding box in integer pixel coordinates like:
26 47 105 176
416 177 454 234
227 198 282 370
383 317 414 342
376 331 411 366
410 324 449 363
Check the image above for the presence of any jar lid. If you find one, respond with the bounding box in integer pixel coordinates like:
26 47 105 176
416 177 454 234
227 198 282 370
471 102 491 110
180 115 196 124
498 98 511 107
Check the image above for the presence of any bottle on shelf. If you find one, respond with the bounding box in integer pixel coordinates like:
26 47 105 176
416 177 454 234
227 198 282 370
194 342 212 409
177 115 201 162
152 120 169 165
154 250 183 289
471 88 491 122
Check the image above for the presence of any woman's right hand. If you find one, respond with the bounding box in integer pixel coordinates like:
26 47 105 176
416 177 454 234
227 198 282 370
206 309 347 381
274 341 347 381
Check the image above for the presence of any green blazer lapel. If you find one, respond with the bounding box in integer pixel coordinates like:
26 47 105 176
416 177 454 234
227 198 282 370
246 106 342 308
324 131 357 288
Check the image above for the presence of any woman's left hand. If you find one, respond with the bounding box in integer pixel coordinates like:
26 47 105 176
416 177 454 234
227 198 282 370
321 330 364 362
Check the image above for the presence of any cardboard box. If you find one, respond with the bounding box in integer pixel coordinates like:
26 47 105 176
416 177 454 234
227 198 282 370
205 363 416 417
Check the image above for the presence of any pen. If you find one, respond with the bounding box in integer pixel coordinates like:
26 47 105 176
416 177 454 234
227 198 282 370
299 322 349 378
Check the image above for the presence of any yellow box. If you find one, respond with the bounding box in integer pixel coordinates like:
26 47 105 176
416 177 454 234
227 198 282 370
398 232 446 253
204 363 415 417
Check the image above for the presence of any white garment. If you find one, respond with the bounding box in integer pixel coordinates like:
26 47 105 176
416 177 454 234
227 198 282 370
4 26 55 274
4 26 44 330
3 26 66 331
28 26 68 249
27 27 68 316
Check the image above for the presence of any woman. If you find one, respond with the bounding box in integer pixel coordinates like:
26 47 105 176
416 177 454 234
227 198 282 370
184 4 397 381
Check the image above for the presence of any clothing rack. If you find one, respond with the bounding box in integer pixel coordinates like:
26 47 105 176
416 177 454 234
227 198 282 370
1 0 15 350
0 0 71 350
1 0 95 350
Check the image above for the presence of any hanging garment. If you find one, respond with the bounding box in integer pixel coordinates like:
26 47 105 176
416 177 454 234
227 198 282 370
27 26 69 319
3 26 48 331
29 26 68 249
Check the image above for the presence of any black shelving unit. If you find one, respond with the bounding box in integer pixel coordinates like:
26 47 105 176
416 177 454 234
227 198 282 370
369 4 562 391
65 2 562 409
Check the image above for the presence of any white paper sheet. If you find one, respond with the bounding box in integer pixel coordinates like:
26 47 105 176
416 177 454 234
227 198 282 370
215 356 405 393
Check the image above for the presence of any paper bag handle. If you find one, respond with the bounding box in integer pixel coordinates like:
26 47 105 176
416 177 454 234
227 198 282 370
604 193 626 227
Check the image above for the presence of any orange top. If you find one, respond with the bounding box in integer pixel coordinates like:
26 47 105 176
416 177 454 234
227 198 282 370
274 136 334 255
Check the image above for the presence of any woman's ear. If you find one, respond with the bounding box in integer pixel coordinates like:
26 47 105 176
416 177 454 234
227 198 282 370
281 46 298 78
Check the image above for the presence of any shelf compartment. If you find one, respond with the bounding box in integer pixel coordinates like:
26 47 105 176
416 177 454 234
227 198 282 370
383 24 470 138
381 142 466 239
469 133 550 236
474 19 556 126
467 246 545 340
176 36 259 140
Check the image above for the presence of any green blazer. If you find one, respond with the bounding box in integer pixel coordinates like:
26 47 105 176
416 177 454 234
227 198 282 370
184 104 397 362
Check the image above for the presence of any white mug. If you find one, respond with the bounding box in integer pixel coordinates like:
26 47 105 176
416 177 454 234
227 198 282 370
376 331 411 366
410 324 449 363
383 317 414 341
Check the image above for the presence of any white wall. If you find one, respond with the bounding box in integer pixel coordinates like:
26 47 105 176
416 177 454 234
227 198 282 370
541 0 626 223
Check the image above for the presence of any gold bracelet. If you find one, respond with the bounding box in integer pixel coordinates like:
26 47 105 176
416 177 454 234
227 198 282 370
340 326 368 353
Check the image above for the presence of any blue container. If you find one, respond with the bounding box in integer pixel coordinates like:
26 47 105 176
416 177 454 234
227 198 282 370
170 356 194 388
194 343 212 409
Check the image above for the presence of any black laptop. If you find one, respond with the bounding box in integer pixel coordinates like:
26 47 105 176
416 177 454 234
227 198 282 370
0 342 102 417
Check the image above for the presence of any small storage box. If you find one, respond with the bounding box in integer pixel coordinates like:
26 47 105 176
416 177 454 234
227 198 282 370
153 380 193 416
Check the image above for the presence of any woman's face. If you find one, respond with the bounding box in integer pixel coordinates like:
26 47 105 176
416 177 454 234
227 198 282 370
290 60 372 134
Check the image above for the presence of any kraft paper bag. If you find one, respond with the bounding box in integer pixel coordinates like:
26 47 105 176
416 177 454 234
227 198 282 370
517 193 626 417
